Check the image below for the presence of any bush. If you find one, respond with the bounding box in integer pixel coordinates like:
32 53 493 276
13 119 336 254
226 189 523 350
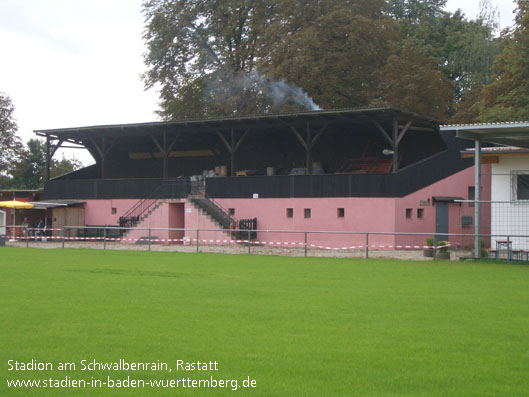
436 241 450 253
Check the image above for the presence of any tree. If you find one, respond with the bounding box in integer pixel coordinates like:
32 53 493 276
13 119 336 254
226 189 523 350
375 41 455 120
0 92 23 178
142 0 397 118
264 0 396 109
142 0 279 119
50 154 83 179
388 0 500 122
478 0 529 122
387 0 447 35
9 139 83 189
9 139 46 189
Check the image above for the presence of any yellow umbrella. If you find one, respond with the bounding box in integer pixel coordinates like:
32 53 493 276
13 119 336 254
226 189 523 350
0 200 34 241
0 200 35 209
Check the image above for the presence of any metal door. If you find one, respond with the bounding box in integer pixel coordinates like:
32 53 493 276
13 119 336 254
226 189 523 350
435 202 449 241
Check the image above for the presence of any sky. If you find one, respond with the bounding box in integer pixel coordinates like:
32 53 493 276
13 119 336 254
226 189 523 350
0 0 518 165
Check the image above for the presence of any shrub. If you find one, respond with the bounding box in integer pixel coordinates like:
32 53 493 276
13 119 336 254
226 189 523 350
436 241 450 253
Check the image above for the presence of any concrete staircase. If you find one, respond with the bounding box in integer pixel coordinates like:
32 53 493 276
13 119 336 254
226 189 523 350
187 195 239 239
121 199 165 240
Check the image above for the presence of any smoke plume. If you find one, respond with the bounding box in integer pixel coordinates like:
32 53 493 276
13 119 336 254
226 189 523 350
242 71 322 111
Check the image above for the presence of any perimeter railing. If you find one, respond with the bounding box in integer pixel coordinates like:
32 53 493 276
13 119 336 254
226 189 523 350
2 225 528 261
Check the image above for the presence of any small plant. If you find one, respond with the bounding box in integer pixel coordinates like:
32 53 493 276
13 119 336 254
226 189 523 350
426 237 434 247
480 239 488 258
436 241 450 253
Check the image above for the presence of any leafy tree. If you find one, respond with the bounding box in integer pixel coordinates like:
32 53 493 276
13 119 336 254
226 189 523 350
388 0 500 121
478 0 529 121
375 41 454 120
264 0 396 109
142 0 398 118
142 0 503 122
9 139 83 189
9 139 46 189
142 0 280 119
50 155 83 179
0 92 23 178
387 0 447 35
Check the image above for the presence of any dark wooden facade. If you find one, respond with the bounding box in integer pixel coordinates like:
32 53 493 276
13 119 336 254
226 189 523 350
36 107 461 200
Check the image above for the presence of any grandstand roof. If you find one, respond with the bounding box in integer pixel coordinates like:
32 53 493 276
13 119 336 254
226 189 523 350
442 121 529 149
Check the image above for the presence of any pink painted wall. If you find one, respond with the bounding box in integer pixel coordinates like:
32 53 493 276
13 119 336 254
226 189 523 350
394 165 491 247
184 201 234 243
84 199 138 225
125 202 185 244
214 197 397 248
80 164 491 249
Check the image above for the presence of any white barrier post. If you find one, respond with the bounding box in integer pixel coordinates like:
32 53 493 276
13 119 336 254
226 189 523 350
148 228 152 251
304 232 308 257
248 230 251 255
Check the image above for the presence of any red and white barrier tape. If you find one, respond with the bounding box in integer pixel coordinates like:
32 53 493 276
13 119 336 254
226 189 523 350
2 234 450 251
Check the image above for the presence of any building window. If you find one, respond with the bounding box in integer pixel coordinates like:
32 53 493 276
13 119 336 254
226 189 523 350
512 172 529 201
304 208 311 219
417 208 424 219
406 208 412 219
229 208 235 216
337 208 345 218
286 208 293 218
468 186 475 207
111 208 117 215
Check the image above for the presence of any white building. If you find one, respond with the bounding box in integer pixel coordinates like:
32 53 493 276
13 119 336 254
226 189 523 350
483 147 529 250
451 122 529 256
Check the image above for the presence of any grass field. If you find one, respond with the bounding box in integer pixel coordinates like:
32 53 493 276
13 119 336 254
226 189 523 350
1 247 529 396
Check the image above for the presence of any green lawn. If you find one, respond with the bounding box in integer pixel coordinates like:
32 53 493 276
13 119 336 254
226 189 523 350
1 247 529 396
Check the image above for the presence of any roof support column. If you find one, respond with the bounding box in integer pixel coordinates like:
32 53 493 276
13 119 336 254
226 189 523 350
392 118 399 173
230 129 236 178
151 132 180 179
45 136 64 181
89 135 113 180
306 123 312 174
216 128 249 176
372 118 412 173
474 140 482 259
101 135 107 179
290 123 327 175
163 132 168 178
46 137 51 181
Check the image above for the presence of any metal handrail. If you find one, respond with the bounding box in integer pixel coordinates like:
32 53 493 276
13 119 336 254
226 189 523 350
120 180 190 226
203 193 240 227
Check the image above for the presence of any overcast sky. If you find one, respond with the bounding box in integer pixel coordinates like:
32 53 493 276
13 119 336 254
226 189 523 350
0 0 518 164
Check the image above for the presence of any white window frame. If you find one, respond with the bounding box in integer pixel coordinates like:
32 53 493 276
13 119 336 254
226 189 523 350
511 171 529 201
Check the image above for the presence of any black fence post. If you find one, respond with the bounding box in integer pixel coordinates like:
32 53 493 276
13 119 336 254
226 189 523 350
62 228 65 249
196 229 199 253
365 233 369 259
304 232 308 257
103 227 107 250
